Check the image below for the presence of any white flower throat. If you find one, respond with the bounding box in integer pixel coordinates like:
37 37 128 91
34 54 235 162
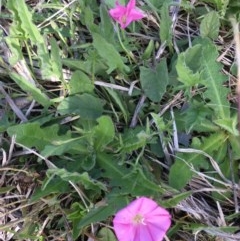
132 214 146 225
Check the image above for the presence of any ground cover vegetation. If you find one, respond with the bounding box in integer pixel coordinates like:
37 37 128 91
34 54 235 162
0 0 240 240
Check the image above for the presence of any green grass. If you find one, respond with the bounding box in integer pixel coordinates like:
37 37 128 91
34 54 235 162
0 0 240 240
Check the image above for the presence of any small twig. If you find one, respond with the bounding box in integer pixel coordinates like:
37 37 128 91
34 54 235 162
25 100 36 117
0 83 28 122
129 94 146 128
94 80 130 92
37 216 50 237
228 143 239 213
6 135 16 164
155 41 167 61
216 201 226 226
164 234 171 241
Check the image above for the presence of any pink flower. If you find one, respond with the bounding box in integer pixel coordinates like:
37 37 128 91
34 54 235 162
113 197 171 241
109 0 145 29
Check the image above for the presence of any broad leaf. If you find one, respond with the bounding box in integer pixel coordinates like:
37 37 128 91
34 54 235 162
76 195 128 233
46 168 107 192
121 127 150 153
200 11 220 39
97 153 164 196
176 45 202 87
169 160 192 190
97 227 117 241
31 177 70 201
93 116 115 151
69 70 94 95
140 59 168 102
169 132 228 189
92 32 130 74
57 93 104 119
7 123 70 151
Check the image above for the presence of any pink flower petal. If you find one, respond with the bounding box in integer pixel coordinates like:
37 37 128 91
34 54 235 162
138 225 155 241
108 0 145 29
126 0 136 15
131 197 159 215
113 223 135 241
109 6 126 19
129 9 145 20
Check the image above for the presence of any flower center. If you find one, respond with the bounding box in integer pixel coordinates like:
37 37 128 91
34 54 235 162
121 15 127 24
132 214 146 225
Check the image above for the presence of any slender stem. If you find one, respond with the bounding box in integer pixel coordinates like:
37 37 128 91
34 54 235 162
230 17 240 133
116 26 137 63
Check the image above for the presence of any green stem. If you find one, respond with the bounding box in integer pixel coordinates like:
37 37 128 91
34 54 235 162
116 25 137 63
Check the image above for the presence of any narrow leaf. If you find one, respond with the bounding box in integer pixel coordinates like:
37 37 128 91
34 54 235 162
10 72 51 107
160 2 172 45
201 44 230 119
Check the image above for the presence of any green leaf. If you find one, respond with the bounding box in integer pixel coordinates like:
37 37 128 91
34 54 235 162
69 70 94 95
121 127 150 153
140 59 168 102
97 153 164 196
201 43 230 119
229 135 240 160
7 0 53 78
41 137 89 158
5 26 23 64
182 100 212 131
7 0 41 42
76 195 128 231
99 4 115 42
31 177 69 201
93 116 115 151
169 132 228 189
46 168 107 192
188 132 227 165
57 93 104 119
200 11 220 39
105 88 129 123
214 116 238 135
92 32 130 74
50 37 63 80
9 72 51 107
161 191 192 207
7 123 70 151
169 160 192 190
160 2 172 45
176 45 202 87
97 227 117 241
142 39 154 60
62 58 107 75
